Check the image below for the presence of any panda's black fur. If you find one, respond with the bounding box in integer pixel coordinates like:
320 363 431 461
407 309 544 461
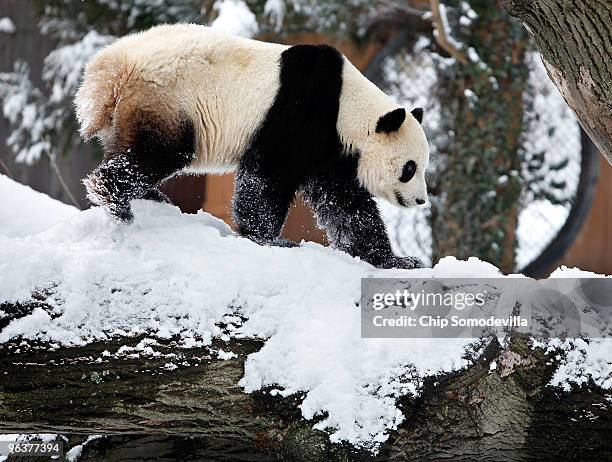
85 115 196 221
81 40 423 270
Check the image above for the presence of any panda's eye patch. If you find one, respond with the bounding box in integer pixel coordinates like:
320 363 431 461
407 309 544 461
399 160 417 183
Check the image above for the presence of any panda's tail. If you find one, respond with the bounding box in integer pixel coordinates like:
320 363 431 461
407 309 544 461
74 50 131 141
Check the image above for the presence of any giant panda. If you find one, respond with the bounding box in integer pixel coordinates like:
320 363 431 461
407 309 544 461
75 24 429 269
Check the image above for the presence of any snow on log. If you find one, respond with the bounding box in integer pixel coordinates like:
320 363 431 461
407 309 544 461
0 175 611 460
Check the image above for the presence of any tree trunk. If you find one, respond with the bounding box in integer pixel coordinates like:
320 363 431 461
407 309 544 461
1 303 611 461
500 0 612 164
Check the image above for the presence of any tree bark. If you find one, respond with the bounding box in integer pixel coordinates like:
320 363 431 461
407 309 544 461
500 0 612 164
1 302 611 461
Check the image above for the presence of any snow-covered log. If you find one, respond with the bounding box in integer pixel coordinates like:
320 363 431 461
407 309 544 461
1 176 611 460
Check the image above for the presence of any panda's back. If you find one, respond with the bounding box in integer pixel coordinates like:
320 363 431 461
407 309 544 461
108 24 286 74
78 24 287 170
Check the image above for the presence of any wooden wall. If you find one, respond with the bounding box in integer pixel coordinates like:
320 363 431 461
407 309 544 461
555 156 612 273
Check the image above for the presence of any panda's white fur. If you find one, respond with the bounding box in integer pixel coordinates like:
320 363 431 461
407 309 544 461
338 58 429 207
76 24 428 207
75 24 429 268
77 25 282 170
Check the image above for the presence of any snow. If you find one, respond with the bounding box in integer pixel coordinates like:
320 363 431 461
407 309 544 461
264 0 285 32
436 3 462 51
211 0 258 38
530 267 612 391
0 434 58 442
531 338 612 392
0 196 482 448
0 175 78 238
217 349 238 360
0 17 15 34
460 2 478 20
515 200 569 269
65 435 102 462
466 47 491 73
0 178 609 449
516 52 582 268
549 339 612 391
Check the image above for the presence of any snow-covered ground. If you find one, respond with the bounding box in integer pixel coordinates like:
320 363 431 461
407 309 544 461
0 175 610 449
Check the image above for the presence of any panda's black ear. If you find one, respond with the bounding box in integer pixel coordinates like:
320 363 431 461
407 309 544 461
376 108 406 134
411 107 424 124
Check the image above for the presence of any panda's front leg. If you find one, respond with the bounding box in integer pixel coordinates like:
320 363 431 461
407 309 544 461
232 165 297 247
302 173 424 270
83 154 155 222
84 149 191 222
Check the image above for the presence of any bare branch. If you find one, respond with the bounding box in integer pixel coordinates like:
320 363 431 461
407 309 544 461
0 155 14 179
429 0 468 64
378 0 430 17
47 152 81 209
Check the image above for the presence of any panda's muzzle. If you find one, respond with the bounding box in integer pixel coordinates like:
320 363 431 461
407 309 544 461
395 191 426 207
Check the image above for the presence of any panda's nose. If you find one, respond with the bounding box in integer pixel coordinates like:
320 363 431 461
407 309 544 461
416 198 426 205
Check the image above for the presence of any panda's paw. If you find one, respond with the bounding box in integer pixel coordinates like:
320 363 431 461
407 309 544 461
264 238 298 248
83 170 111 207
244 234 298 248
383 256 425 270
108 202 134 223
84 172 134 222
272 238 299 248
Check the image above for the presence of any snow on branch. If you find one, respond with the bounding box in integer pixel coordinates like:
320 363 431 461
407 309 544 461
44 31 115 105
0 62 53 165
0 32 114 166
0 17 16 34
428 0 468 64
211 0 259 37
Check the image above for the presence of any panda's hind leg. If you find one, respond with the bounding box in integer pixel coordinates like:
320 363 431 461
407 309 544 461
84 114 195 221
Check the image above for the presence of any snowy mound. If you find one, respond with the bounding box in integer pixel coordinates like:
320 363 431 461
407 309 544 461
0 178 610 448
0 175 79 238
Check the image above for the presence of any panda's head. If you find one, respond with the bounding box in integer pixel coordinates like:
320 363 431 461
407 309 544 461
357 107 429 208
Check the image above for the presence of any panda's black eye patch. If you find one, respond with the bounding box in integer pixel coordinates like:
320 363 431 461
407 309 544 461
399 160 417 183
